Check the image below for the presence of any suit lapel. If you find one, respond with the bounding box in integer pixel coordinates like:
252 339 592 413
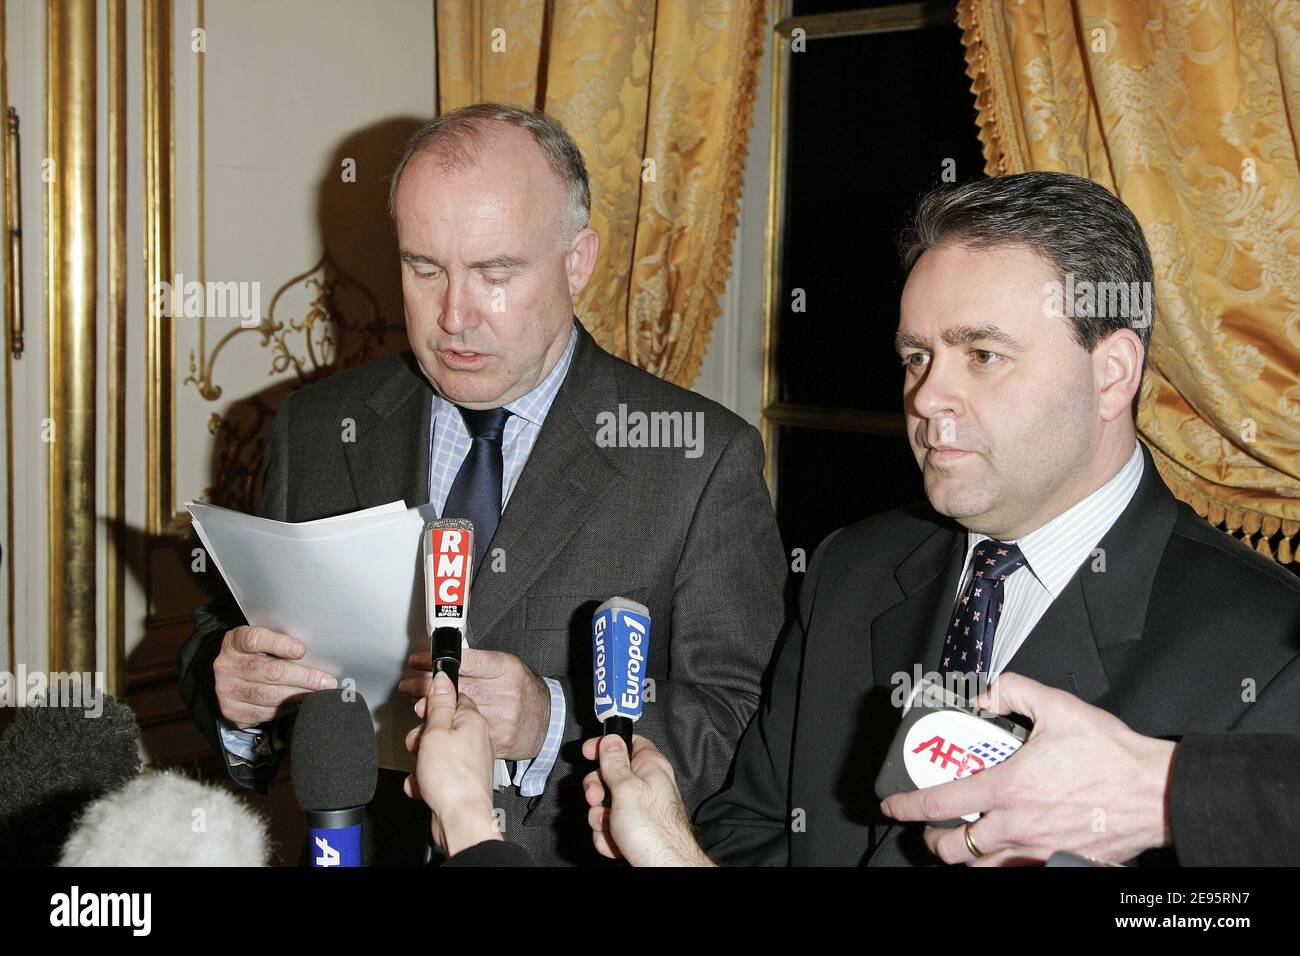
999 575 1110 700
468 321 623 643
342 352 433 510
1003 441 1178 701
869 442 1177 705
869 524 966 684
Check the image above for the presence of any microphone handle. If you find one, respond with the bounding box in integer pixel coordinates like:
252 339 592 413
431 626 463 691
305 807 364 867
433 657 460 689
603 715 634 753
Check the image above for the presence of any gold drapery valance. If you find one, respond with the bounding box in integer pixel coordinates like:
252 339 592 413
958 0 1300 564
436 0 767 389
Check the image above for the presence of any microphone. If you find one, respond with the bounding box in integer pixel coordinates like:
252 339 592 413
421 516 511 791
0 689 142 865
291 688 378 867
591 597 651 752
423 516 475 690
58 770 270 866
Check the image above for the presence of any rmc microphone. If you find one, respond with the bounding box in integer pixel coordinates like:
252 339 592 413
423 517 475 690
422 515 510 790
592 597 651 752
291 688 378 868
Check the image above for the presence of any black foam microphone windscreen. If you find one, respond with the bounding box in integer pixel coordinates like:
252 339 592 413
0 691 142 865
291 688 379 867
291 688 379 813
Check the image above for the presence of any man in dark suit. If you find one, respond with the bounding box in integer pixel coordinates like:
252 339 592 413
670 172 1299 866
177 103 787 866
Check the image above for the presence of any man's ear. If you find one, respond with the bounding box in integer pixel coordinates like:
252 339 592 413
565 226 600 298
1095 328 1144 422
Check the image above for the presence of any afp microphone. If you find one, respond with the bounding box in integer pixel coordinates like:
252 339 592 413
423 517 474 689
291 688 378 867
592 597 651 751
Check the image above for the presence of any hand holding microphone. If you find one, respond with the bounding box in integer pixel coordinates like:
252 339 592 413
404 672 501 856
580 734 713 867
880 672 1176 866
401 517 550 763
580 597 713 866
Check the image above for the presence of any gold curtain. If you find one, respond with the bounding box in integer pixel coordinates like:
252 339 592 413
958 0 1300 564
436 0 766 388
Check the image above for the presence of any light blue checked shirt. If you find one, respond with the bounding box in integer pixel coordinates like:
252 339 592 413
427 324 576 796
218 324 577 800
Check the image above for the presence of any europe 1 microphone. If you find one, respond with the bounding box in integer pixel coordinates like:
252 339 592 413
591 597 651 752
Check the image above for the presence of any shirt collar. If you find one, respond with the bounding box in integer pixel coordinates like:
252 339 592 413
964 441 1144 599
432 321 578 428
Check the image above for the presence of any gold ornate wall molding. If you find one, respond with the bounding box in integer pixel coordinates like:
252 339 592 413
147 0 407 533
106 0 127 695
143 0 177 536
46 0 97 668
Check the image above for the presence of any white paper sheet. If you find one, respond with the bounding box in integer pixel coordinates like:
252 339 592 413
187 499 498 778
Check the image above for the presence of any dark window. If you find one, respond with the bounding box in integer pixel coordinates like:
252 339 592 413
766 1 984 553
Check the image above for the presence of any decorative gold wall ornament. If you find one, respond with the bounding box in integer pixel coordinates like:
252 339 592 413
192 253 405 514
183 252 399 401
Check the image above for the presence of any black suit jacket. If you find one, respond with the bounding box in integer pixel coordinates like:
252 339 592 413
444 839 539 867
1171 733 1300 865
695 440 1300 866
178 320 787 865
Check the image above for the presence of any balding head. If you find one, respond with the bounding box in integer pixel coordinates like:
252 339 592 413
389 103 591 243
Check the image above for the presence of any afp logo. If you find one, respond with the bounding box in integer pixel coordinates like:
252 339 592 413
910 735 986 779
901 710 1022 790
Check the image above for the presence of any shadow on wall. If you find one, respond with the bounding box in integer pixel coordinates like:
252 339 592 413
202 116 428 518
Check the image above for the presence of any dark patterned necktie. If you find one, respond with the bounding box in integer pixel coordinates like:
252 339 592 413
940 539 1026 678
442 405 512 573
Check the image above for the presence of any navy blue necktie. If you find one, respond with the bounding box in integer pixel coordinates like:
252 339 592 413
442 405 512 574
940 540 1026 678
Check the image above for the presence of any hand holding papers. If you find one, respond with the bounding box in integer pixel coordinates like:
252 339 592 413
188 499 434 772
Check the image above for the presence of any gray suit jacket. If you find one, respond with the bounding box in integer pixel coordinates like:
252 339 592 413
178 320 788 865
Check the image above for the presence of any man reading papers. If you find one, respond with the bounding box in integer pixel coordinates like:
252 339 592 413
178 104 787 866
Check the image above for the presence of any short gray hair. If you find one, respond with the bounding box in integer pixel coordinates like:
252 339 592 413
388 103 591 241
